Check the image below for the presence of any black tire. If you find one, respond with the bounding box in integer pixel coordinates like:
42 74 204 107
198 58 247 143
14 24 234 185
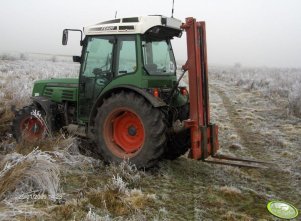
12 105 47 143
164 104 190 160
94 91 166 168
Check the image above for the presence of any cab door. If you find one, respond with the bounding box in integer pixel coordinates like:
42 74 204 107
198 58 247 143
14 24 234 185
78 36 115 121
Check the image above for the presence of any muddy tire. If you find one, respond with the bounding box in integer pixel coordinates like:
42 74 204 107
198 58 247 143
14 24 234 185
12 105 47 143
94 91 166 168
164 104 190 160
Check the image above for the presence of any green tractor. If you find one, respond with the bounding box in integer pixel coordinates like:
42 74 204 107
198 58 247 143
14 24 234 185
12 15 190 168
12 16 263 168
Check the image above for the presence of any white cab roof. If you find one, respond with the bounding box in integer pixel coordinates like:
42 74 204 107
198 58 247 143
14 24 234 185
84 15 182 36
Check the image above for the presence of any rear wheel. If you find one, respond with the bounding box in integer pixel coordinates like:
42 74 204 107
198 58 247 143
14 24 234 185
12 105 47 143
95 91 166 168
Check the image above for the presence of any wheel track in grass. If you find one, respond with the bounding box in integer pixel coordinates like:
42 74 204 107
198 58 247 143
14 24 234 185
213 85 272 161
210 82 300 209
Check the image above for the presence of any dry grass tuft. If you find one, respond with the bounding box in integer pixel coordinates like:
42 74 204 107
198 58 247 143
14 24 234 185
88 189 155 217
219 186 243 201
124 188 156 210
51 203 77 220
0 149 60 201
15 136 100 173
0 159 32 200
87 174 155 217
106 160 144 188
88 189 129 216
51 137 102 172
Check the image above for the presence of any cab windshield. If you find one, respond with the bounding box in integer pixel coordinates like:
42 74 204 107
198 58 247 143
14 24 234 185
142 39 176 75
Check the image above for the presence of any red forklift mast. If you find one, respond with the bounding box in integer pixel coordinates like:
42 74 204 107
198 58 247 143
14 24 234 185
181 17 267 168
181 17 219 160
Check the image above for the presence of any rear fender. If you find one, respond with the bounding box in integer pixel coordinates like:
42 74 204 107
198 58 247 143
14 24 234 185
31 96 57 130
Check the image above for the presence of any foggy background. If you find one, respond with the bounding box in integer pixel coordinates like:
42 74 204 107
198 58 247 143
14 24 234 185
0 0 300 68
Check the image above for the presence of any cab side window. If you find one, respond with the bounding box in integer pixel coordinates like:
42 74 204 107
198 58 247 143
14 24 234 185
82 37 114 77
116 36 137 75
142 39 176 75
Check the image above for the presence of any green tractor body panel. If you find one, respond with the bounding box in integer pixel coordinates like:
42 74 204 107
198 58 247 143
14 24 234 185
32 78 78 103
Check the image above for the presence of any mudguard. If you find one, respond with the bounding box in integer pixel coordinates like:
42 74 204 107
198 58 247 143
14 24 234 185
31 96 57 130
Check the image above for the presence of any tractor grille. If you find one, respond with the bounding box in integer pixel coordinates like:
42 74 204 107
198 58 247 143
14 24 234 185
62 90 75 100
43 88 53 97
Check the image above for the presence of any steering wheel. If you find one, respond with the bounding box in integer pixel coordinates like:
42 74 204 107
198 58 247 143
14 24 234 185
92 68 112 82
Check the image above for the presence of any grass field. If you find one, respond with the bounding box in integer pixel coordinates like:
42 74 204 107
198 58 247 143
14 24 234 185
0 54 300 220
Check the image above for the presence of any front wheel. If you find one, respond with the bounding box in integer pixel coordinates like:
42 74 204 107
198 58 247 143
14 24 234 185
12 105 47 143
94 91 166 168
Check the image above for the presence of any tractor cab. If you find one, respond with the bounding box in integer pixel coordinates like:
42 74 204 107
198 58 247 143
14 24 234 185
62 16 184 123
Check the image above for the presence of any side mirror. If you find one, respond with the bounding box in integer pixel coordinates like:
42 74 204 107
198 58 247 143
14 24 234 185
62 29 68 45
73 56 81 63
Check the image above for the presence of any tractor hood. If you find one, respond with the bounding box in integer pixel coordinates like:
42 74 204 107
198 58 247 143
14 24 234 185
32 78 78 102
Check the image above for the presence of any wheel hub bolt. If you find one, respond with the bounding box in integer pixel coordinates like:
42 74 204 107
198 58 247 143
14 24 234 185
128 126 137 136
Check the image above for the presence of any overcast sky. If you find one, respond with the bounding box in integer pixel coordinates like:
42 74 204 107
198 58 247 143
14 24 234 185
1 0 300 67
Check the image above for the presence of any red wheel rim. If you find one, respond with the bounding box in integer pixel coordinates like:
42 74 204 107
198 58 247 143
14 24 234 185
20 116 45 142
103 108 145 158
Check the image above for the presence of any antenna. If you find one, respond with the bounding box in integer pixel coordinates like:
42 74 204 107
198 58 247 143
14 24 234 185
115 11 117 19
171 0 175 18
